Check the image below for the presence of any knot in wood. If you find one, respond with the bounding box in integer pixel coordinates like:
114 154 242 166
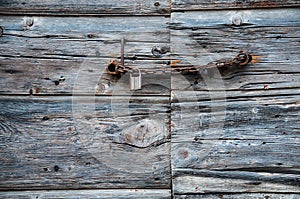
232 14 243 26
123 119 167 148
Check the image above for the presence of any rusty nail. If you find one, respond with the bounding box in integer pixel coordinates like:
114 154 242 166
121 38 125 67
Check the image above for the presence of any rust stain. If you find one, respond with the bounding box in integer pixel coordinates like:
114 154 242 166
35 87 41 93
251 55 264 63
125 133 132 142
170 60 181 67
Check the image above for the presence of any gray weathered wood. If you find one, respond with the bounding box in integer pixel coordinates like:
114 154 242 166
175 193 300 199
0 189 171 199
172 0 300 11
0 0 170 15
170 8 300 195
0 16 170 95
0 96 171 190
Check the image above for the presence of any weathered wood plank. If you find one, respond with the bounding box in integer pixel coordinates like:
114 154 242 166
170 9 299 65
0 0 170 15
170 8 300 194
173 172 300 194
175 193 300 199
0 189 171 199
0 57 171 95
170 9 300 95
172 96 300 140
172 0 300 11
0 16 170 95
0 96 171 190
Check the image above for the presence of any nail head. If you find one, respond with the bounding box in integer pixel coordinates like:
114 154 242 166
154 1 160 6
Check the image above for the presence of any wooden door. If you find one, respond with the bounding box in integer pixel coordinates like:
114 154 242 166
0 1 299 198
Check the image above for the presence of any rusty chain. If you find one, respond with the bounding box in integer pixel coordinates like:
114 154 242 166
105 51 254 75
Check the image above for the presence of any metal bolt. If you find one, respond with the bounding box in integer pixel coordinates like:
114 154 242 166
154 1 160 6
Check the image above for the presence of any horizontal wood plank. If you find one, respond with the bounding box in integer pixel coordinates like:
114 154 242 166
170 9 300 96
0 16 171 95
170 8 300 194
172 0 300 11
175 193 300 199
173 172 300 194
0 0 170 15
0 189 171 199
0 96 171 190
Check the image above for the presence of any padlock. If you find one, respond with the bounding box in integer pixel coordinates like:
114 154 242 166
130 69 142 91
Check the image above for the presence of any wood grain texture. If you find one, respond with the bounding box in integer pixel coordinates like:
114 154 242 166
0 0 170 15
172 0 300 11
0 96 171 190
0 16 171 95
175 193 300 199
0 189 171 199
170 8 300 195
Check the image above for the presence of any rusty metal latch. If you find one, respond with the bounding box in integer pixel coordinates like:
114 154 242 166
106 38 142 91
105 38 262 90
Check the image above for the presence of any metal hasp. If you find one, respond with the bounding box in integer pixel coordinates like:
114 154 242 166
105 38 143 91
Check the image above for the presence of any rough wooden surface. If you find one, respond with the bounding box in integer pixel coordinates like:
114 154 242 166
175 193 300 199
170 8 300 195
172 0 300 11
0 96 171 190
0 16 170 95
0 0 170 15
0 1 299 198
0 189 171 199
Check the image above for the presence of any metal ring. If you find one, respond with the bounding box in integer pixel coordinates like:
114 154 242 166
237 52 252 66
